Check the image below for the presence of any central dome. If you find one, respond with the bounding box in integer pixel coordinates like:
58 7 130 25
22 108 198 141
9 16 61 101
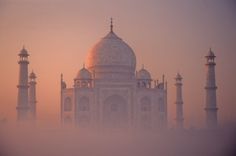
85 28 136 79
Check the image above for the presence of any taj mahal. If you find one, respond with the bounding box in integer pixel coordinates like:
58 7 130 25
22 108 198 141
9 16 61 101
16 20 218 130
60 20 167 131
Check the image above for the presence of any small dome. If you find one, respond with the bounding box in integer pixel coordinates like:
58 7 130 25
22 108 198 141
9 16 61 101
29 71 36 79
75 67 92 79
19 47 29 56
206 48 215 58
137 68 151 80
175 73 182 80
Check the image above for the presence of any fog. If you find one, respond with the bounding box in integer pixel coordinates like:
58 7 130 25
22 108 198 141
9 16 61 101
1 123 235 156
0 0 236 155
1 0 236 129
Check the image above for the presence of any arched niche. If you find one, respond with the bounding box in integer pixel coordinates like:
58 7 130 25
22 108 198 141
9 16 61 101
76 97 90 127
103 95 128 128
64 115 72 123
140 97 151 112
64 97 72 111
139 97 152 129
78 97 90 111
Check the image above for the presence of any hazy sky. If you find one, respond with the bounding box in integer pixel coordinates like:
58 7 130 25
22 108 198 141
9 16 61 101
0 0 235 128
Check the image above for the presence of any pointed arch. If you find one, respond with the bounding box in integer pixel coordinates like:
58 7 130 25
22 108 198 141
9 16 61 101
103 94 128 128
78 97 90 111
64 97 72 111
140 97 151 111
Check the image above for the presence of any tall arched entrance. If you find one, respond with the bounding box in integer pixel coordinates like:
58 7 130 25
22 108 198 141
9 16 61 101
103 95 128 129
140 97 152 129
76 97 90 127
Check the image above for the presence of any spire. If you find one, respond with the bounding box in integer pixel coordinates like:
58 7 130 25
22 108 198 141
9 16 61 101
61 73 63 82
19 45 29 56
29 70 36 79
162 74 165 83
209 48 213 55
206 48 216 64
206 48 215 57
175 72 182 80
21 45 26 52
61 73 66 90
110 17 113 32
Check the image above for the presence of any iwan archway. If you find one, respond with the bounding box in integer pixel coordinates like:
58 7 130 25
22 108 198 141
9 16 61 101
102 95 128 129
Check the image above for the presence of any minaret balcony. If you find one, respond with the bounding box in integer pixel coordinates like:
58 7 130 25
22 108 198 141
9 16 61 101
16 106 30 110
18 60 29 64
17 84 29 88
204 86 217 89
205 62 216 66
204 107 218 111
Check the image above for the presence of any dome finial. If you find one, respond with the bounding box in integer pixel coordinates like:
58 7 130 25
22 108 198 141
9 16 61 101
110 17 113 32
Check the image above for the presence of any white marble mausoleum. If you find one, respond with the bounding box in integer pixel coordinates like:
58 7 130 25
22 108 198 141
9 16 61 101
60 21 167 131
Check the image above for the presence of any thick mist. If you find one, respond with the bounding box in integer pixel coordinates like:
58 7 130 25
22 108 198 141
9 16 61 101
1 0 236 128
0 123 235 156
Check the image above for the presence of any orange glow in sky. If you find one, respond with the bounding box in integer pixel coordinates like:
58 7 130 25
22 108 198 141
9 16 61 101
0 0 236 128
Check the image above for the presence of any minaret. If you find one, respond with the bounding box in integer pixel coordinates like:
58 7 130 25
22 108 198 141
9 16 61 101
60 74 66 123
29 71 37 120
205 48 218 128
175 73 184 129
16 47 30 121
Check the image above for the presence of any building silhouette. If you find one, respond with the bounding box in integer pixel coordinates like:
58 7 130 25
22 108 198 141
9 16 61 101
16 22 220 130
205 48 218 128
60 20 167 131
175 73 184 129
17 47 37 121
